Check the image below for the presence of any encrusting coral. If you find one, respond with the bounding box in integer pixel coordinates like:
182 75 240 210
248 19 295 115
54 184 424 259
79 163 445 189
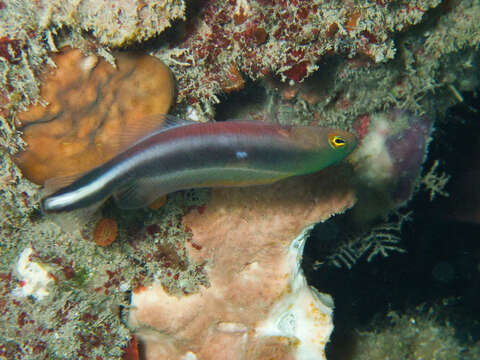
129 166 356 360
14 47 175 185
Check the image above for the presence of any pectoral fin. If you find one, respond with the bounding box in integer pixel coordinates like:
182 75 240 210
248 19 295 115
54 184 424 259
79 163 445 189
113 178 165 209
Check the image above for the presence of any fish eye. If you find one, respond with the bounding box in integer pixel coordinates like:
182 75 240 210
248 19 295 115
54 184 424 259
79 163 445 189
328 134 347 149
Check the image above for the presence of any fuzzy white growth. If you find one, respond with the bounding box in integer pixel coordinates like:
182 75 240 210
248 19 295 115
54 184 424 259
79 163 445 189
255 225 334 360
185 106 200 122
119 282 131 292
13 247 53 300
351 115 393 185
181 352 197 360
80 54 99 73
217 322 248 333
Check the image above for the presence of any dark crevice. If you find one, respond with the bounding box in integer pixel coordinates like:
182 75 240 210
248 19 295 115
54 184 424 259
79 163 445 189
303 90 480 359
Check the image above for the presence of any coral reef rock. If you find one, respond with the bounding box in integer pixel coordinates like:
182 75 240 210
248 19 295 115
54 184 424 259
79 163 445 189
129 166 356 360
1 0 185 48
14 47 174 185
68 0 185 46
157 0 443 107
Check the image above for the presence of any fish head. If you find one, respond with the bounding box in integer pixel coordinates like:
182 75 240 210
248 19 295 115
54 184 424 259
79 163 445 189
325 128 358 159
289 126 357 165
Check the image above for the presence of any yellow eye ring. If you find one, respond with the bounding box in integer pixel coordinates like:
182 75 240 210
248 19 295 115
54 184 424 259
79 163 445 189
328 134 346 149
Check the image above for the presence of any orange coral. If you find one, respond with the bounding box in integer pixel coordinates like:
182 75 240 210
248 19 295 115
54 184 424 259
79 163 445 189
14 47 174 185
93 218 118 247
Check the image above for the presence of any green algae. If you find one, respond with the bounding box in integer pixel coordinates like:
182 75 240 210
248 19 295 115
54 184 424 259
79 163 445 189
350 302 480 360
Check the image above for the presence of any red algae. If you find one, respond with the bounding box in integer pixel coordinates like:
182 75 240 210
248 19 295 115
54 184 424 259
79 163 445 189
0 36 21 63
221 63 245 93
133 285 147 294
284 61 309 82
157 0 438 107
123 335 140 360
346 12 361 32
353 114 371 141
233 7 247 25
253 27 268 45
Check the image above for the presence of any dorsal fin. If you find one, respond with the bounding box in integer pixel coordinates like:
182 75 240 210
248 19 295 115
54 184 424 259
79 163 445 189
129 114 199 144
43 172 87 195
107 114 200 155
161 114 199 129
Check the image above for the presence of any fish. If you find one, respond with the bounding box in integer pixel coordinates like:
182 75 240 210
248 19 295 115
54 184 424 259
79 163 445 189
41 117 357 213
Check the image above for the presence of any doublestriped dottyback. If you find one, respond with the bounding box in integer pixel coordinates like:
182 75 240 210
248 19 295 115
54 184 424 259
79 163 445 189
41 117 357 213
